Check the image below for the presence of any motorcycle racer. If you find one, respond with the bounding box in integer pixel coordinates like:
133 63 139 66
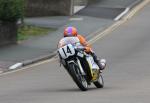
58 26 106 71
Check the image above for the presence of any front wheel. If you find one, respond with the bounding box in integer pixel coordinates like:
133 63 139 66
93 74 104 88
69 63 88 91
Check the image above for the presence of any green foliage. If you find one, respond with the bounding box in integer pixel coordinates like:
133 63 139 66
17 26 56 41
0 0 24 22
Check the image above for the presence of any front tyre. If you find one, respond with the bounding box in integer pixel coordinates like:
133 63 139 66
93 74 104 88
69 63 88 91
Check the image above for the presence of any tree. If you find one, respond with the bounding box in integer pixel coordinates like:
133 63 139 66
0 0 24 46
0 0 24 22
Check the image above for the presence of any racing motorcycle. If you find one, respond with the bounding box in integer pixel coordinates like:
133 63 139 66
58 43 104 91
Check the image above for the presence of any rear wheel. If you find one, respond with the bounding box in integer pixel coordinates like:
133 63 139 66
69 63 88 91
93 74 104 88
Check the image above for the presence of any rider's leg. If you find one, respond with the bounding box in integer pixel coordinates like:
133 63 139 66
91 53 106 70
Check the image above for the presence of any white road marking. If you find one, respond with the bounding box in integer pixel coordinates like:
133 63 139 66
9 63 23 70
114 7 130 21
0 58 57 76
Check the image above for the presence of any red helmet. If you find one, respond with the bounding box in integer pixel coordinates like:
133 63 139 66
64 27 78 37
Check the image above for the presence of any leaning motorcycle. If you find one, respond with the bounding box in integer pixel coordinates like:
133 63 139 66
58 44 104 91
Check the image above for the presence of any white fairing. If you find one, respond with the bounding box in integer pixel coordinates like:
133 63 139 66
58 44 75 59
86 56 99 70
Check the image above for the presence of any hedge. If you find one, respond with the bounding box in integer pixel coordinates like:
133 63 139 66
0 0 24 22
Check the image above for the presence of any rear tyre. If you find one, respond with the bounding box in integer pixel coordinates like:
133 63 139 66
93 74 104 88
69 63 88 91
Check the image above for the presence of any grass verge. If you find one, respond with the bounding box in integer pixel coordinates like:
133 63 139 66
17 25 56 41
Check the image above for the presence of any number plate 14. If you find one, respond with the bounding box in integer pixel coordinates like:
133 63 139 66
58 44 75 59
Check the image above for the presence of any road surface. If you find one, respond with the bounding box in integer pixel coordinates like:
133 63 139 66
0 3 150 103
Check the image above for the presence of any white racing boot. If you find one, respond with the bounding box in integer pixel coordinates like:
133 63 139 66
100 59 106 70
98 59 106 73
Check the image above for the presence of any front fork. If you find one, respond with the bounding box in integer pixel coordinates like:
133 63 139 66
76 58 86 75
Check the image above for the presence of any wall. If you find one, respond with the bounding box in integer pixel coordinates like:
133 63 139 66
74 0 88 5
0 22 17 46
25 0 73 17
87 0 101 4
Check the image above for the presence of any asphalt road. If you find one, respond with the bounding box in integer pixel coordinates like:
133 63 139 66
0 3 150 103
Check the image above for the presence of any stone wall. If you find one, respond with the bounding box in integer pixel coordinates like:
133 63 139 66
74 0 98 6
87 0 102 4
74 0 88 5
25 0 73 17
0 22 17 46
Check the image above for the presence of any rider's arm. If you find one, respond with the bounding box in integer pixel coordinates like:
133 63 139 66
77 35 92 52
